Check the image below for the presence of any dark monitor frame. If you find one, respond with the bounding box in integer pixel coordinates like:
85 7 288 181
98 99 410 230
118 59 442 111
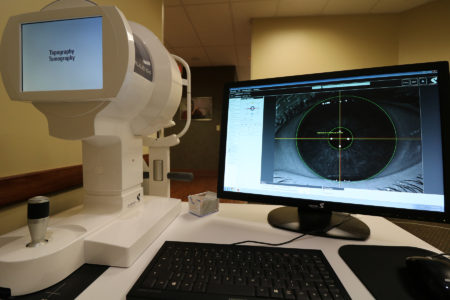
217 61 450 226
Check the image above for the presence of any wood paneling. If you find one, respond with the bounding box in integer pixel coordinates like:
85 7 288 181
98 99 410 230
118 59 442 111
0 166 237 208
0 165 82 208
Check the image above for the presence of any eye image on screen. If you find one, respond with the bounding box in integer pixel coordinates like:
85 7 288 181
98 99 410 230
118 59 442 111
273 87 423 192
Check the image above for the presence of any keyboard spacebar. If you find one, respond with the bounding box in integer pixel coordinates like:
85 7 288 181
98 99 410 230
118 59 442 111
207 283 255 296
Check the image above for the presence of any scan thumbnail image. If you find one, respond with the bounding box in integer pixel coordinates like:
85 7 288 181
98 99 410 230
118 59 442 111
273 88 424 192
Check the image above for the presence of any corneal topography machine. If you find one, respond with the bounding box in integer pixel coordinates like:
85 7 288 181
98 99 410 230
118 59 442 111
0 0 191 296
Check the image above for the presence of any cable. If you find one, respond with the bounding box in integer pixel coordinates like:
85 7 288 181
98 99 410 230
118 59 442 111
231 233 307 247
231 213 353 247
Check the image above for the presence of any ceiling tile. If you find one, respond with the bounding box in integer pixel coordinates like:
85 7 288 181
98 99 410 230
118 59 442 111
169 47 211 66
185 3 234 46
323 0 379 15
371 0 433 14
164 6 201 47
182 0 228 5
231 0 278 17
205 46 238 65
231 0 277 45
276 0 329 17
164 0 182 6
231 0 278 21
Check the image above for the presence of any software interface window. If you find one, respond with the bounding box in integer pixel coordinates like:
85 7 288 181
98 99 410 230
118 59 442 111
223 70 445 213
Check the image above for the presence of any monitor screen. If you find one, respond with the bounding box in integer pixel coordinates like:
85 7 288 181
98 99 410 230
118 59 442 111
21 16 103 92
218 62 449 237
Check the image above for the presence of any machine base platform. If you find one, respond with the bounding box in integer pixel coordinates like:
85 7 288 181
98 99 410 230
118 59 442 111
0 196 180 296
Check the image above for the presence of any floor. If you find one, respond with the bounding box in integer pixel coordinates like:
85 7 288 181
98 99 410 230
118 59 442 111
171 174 450 253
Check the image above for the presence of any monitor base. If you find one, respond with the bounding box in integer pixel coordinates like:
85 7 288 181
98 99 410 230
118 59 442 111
268 206 370 241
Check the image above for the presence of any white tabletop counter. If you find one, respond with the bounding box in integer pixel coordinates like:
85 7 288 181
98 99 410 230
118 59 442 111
78 202 439 300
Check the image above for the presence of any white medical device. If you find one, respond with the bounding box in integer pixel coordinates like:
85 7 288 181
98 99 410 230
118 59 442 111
0 0 191 296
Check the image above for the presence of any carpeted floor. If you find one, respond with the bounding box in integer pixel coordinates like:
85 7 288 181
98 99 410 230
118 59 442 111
389 218 450 253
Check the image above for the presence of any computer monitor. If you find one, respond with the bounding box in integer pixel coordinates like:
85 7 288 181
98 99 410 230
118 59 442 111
217 61 450 240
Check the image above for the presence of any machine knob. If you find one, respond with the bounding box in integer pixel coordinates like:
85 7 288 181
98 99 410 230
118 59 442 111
26 196 49 248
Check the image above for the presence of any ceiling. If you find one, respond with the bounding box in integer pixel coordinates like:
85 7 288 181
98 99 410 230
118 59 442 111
163 0 436 80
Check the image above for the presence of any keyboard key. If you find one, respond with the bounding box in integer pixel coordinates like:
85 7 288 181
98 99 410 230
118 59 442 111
154 279 167 290
284 289 296 300
180 281 193 291
256 287 269 297
261 278 273 287
296 290 309 300
274 278 286 288
270 288 284 298
235 276 245 285
206 283 255 296
167 280 180 290
319 288 333 300
309 290 322 300
248 277 259 286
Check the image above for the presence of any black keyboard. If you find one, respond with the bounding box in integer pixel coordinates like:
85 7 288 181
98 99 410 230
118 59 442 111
127 241 350 300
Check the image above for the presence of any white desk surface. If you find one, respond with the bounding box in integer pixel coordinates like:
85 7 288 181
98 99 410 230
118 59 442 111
78 202 439 300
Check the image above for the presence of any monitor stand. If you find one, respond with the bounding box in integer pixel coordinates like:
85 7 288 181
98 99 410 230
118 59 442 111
268 206 370 240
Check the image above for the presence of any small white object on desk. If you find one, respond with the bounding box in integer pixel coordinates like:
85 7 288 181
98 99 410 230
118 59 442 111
188 191 219 216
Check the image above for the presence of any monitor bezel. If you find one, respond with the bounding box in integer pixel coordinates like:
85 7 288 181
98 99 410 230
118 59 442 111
217 61 450 224
0 5 131 102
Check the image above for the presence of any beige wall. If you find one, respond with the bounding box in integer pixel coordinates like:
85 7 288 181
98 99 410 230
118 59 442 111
398 0 450 64
251 14 399 79
251 0 450 79
0 0 163 235
0 0 162 178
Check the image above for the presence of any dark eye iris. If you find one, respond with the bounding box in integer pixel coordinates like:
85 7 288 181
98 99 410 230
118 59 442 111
296 95 397 182
274 88 423 192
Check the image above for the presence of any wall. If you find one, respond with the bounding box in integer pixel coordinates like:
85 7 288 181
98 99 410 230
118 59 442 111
251 14 399 79
251 0 450 80
398 0 450 64
167 66 236 172
0 0 163 235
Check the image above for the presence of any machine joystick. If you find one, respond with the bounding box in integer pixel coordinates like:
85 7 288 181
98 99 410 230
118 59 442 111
26 196 49 248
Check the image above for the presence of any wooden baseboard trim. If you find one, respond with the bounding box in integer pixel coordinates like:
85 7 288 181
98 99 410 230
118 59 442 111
0 161 217 208
0 165 83 208
171 169 218 177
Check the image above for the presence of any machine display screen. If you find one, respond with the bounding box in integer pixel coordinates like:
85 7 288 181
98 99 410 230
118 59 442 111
21 16 103 91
